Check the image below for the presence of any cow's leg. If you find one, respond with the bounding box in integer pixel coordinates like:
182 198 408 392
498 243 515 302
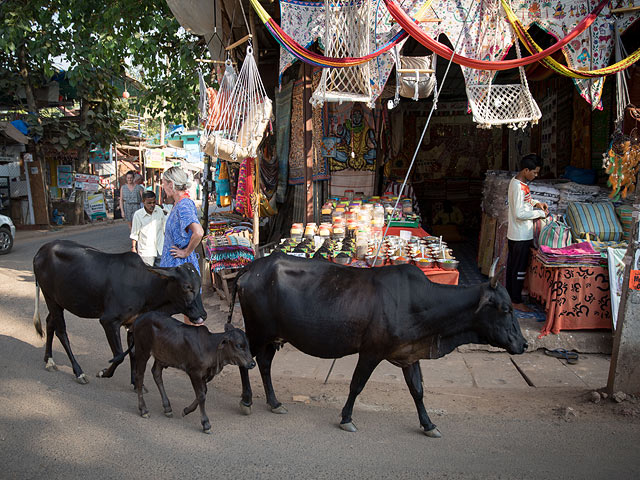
151 360 173 417
255 343 287 414
339 355 380 432
402 361 441 438
182 373 211 434
135 350 150 418
238 366 253 415
127 328 135 387
97 315 124 378
43 298 87 384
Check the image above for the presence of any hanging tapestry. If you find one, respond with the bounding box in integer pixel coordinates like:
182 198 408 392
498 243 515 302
275 81 293 201
312 69 330 181
214 158 231 208
277 0 414 106
235 157 255 218
416 0 638 110
288 79 306 185
323 101 377 172
260 138 279 199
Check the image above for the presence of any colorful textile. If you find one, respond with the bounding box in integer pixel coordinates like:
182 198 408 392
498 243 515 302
566 201 624 242
312 69 330 181
235 157 255 218
538 219 572 249
204 235 255 273
537 241 603 267
527 254 612 337
615 204 634 242
288 79 306 185
275 81 293 201
159 197 201 274
324 102 377 172
214 158 231 208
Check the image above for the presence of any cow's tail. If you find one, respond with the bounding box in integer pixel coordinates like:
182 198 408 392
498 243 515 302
33 280 43 338
227 266 249 324
109 344 133 364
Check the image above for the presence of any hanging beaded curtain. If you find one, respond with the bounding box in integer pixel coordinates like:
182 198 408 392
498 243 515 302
203 44 272 162
311 0 373 106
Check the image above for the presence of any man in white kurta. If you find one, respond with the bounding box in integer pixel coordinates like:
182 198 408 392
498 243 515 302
507 154 548 312
130 191 165 267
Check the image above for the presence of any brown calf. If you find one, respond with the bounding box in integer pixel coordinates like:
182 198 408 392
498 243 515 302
111 312 255 433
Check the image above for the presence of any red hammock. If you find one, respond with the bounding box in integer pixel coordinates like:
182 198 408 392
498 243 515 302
383 0 609 71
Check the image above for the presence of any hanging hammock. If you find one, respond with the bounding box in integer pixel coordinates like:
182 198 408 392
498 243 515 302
202 58 237 142
249 0 407 68
203 45 272 162
383 0 610 71
501 0 640 79
465 2 541 129
311 0 374 105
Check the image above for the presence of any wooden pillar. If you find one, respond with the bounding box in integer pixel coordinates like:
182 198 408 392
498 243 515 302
303 63 314 224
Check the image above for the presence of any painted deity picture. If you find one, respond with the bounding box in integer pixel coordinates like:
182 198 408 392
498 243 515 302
323 103 377 172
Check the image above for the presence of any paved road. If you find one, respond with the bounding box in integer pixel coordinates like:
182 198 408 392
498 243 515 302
1 223 639 479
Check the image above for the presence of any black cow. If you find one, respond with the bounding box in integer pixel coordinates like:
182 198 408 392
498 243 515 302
33 240 207 384
229 253 527 438
111 312 256 433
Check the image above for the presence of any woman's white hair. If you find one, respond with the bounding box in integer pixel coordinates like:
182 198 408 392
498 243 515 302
163 166 191 191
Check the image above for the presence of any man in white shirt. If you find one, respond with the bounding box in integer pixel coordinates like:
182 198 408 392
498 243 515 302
507 154 549 312
130 191 165 266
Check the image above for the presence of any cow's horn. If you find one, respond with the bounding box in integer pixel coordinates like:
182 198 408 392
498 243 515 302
489 258 499 280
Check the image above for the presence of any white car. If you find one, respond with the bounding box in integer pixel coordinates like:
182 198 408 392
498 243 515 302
0 214 15 255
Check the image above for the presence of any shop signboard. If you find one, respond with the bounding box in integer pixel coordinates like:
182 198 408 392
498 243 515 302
88 145 110 164
84 192 107 220
74 173 100 192
57 164 73 188
145 149 166 169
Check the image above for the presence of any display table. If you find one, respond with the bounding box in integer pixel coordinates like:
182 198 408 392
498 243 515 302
383 225 459 286
526 253 612 337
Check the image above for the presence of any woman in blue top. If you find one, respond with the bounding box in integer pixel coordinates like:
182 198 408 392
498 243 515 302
159 166 204 274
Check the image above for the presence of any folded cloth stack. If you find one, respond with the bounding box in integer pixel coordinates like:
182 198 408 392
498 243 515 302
536 241 605 267
556 182 601 214
204 235 255 273
482 171 514 221
529 181 560 214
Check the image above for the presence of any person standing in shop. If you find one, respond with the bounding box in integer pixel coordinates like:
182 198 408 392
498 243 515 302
119 170 144 229
130 191 165 267
507 154 549 312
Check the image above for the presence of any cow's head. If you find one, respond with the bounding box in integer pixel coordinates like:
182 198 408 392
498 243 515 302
219 323 256 369
472 259 528 355
150 263 207 324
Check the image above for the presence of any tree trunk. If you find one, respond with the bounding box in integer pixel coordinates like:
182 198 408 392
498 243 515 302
76 99 91 173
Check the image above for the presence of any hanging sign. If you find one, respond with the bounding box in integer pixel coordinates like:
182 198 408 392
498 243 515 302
145 149 166 169
74 173 100 192
89 144 111 164
57 165 74 189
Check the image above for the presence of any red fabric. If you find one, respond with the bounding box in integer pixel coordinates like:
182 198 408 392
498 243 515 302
383 0 608 71
235 158 254 218
526 254 612 337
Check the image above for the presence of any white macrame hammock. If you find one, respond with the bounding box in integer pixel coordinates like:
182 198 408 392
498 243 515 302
311 0 372 106
201 57 237 151
203 45 272 162
465 4 541 130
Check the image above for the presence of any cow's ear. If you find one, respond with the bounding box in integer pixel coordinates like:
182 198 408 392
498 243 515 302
149 267 180 281
218 337 228 349
224 322 234 332
475 291 493 314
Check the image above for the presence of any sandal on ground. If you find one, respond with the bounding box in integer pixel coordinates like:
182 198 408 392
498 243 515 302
544 348 579 364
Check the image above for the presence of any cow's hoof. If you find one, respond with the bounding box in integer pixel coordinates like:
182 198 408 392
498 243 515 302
424 427 442 438
164 410 173 418
239 401 252 416
97 369 106 378
203 428 212 434
271 404 288 414
75 374 89 384
45 358 58 372
339 422 357 433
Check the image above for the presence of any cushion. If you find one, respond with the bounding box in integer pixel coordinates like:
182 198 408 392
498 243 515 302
615 204 634 242
566 201 624 242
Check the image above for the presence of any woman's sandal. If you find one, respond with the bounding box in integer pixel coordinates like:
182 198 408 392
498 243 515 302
544 348 579 365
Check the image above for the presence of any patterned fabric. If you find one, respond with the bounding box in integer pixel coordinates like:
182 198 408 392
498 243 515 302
615 204 634 242
527 255 612 337
275 81 294 201
312 70 330 181
566 201 624 242
159 197 200 274
288 79 306 185
121 184 144 222
235 157 255 218
277 0 407 106
214 158 231 207
538 219 572 249
203 235 254 273
324 102 376 172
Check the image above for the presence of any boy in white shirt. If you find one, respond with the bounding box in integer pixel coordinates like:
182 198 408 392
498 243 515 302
130 191 165 266
507 154 549 312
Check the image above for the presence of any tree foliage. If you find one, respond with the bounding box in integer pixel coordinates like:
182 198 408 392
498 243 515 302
0 0 202 159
